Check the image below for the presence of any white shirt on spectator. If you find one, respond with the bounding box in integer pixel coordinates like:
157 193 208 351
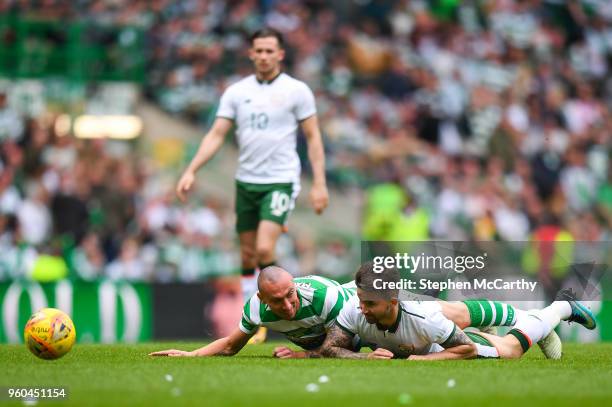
494 205 530 241
560 166 598 211
0 107 23 141
0 244 38 279
0 184 21 214
17 199 51 245
106 258 147 281
183 206 221 237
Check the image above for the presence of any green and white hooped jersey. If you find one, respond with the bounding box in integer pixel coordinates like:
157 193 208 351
239 276 355 350
216 73 317 185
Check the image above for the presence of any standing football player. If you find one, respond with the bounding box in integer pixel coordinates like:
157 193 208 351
175 28 329 342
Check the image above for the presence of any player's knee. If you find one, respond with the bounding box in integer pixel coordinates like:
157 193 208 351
506 345 525 359
441 302 470 329
255 244 275 263
499 338 525 359
240 255 256 270
240 246 256 262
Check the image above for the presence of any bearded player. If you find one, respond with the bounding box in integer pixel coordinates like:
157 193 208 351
320 263 595 360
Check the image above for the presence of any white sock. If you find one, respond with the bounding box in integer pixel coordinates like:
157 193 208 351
513 308 529 323
241 275 258 303
537 304 569 330
513 311 552 344
475 343 499 358
550 301 572 321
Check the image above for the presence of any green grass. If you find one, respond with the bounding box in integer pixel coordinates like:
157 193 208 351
1 342 612 406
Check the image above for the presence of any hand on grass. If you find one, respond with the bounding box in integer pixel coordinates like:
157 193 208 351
273 346 302 359
149 349 195 357
367 348 394 360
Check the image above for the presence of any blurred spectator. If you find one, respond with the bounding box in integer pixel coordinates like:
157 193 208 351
0 90 23 141
0 0 610 284
16 182 52 246
315 238 353 279
0 215 38 280
67 232 106 281
50 172 90 245
106 237 149 281
0 168 21 215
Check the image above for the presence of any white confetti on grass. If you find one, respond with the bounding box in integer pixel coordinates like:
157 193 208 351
447 379 456 388
305 383 320 393
398 393 413 405
171 387 182 397
318 375 330 384
165 374 173 382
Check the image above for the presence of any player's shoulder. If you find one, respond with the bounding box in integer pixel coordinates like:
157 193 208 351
400 300 454 340
294 276 327 302
223 75 257 93
295 275 339 289
278 73 312 90
244 292 262 315
399 300 442 320
340 294 361 314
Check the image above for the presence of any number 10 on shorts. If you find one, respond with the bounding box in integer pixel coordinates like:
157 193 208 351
270 191 290 216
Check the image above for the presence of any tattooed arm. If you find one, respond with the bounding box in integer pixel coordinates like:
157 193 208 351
408 326 477 361
320 325 394 360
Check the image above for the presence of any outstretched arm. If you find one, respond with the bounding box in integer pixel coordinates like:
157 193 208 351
320 325 393 360
408 326 477 361
149 328 252 357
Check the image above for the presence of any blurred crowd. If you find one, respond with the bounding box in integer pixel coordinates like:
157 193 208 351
0 96 242 282
1 0 611 282
140 0 610 243
0 87 351 282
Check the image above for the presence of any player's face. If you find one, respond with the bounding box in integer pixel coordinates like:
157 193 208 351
249 37 284 76
259 281 299 320
357 289 393 324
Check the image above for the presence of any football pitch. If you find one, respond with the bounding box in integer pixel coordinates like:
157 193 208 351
2 342 612 407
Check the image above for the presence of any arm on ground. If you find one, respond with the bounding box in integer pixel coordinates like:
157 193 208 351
408 326 477 361
149 328 252 357
320 325 393 360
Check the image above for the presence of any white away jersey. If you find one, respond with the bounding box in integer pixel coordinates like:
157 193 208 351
335 296 455 358
216 73 316 184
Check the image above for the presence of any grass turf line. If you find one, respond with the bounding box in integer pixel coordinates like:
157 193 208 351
1 342 611 406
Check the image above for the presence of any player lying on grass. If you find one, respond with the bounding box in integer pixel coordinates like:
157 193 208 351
319 263 596 360
150 266 355 358
149 266 564 358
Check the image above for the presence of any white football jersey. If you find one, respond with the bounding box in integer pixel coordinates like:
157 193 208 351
335 296 455 358
216 73 316 185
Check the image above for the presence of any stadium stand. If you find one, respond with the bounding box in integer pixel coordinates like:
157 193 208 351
0 0 610 283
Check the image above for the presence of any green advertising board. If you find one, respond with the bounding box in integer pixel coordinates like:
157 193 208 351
0 280 151 343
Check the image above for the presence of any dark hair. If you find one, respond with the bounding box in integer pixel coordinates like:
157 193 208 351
355 262 400 300
250 28 284 48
